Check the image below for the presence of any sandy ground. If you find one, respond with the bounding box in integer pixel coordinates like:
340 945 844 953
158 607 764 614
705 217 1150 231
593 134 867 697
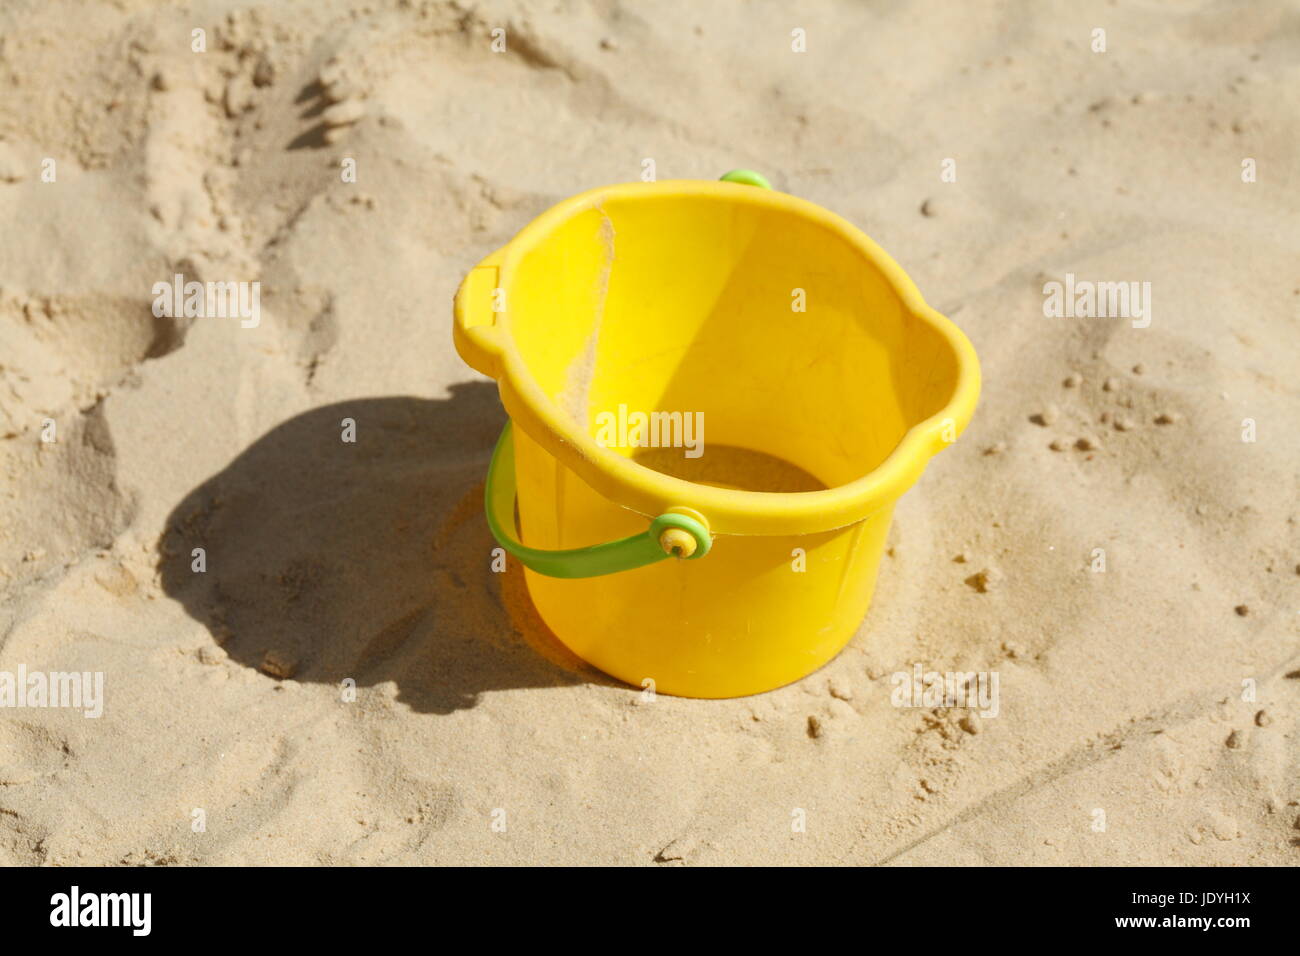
0 0 1297 865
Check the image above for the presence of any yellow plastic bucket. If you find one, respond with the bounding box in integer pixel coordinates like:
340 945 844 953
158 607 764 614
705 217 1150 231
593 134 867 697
454 172 979 698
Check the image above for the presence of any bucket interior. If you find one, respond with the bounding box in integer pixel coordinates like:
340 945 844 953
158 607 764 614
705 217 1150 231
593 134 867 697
507 190 962 493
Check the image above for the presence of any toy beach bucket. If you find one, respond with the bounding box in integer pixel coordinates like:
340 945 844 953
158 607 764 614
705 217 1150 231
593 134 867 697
454 170 979 698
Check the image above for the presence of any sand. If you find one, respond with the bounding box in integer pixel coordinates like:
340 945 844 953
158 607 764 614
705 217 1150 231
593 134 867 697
0 0 1297 865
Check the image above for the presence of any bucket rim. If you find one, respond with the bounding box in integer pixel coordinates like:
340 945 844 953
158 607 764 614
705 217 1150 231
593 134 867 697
457 178 981 537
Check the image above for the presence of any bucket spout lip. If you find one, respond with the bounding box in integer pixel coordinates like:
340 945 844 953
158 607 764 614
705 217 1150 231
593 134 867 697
455 179 981 537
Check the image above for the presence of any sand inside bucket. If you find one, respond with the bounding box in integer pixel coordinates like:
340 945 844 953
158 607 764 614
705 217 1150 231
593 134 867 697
633 445 826 494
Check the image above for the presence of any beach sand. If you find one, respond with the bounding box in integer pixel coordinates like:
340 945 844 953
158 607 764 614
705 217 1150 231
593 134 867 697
0 0 1296 865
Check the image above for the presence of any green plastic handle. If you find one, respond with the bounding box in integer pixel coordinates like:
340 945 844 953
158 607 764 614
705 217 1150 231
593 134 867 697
484 421 711 579
720 169 773 189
